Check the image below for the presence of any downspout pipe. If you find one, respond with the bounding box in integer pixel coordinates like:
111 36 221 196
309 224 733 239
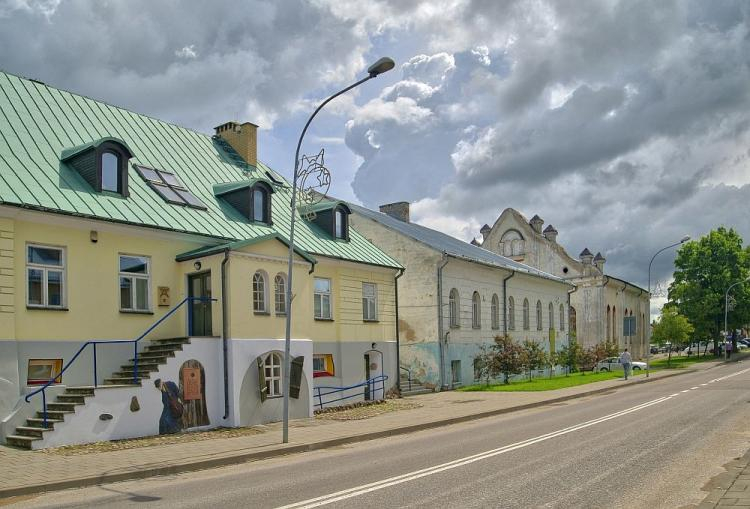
394 268 405 392
221 248 230 420
436 253 450 390
567 284 578 347
502 271 516 336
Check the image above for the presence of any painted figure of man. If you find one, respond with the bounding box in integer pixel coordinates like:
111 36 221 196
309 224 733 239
154 378 183 434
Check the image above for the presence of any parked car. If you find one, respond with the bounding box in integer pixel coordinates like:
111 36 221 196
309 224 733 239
595 357 647 372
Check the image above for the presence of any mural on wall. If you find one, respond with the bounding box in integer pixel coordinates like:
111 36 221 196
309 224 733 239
179 359 210 429
154 378 183 435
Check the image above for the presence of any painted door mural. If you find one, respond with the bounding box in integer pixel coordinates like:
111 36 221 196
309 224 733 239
179 359 210 429
188 272 212 336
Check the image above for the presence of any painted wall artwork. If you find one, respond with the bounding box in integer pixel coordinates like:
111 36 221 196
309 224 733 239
154 379 183 435
179 360 209 429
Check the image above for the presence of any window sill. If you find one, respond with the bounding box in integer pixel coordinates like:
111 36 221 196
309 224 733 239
275 312 287 317
26 306 68 311
266 395 283 399
120 309 154 315
315 317 334 322
449 325 460 329
254 311 271 316
363 319 379 323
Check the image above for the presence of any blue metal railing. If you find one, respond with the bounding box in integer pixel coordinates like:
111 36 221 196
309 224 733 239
24 296 215 427
314 375 389 410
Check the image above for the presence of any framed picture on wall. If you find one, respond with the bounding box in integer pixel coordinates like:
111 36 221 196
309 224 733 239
27 359 63 385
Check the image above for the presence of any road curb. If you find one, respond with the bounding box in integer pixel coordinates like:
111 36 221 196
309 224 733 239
0 364 722 499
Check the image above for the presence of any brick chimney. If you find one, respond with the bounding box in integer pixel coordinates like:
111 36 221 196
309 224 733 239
214 121 258 167
379 202 410 222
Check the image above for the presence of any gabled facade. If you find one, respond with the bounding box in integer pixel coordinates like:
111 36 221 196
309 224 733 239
0 71 401 449
477 208 649 358
349 202 573 390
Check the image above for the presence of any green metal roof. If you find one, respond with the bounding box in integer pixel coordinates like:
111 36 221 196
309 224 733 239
60 136 135 161
175 233 317 265
212 177 274 197
298 200 350 216
0 70 401 270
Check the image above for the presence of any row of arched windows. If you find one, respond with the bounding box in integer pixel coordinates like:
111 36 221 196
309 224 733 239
448 289 565 333
606 305 640 342
253 270 287 315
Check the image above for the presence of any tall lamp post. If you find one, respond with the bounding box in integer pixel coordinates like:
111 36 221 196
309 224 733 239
724 278 750 360
647 235 690 377
282 57 395 443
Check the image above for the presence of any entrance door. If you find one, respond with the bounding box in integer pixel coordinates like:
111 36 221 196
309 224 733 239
188 272 212 336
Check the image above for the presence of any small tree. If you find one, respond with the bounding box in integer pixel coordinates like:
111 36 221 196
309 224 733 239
521 340 547 380
559 338 582 375
492 335 524 384
652 305 694 367
579 346 597 375
473 344 496 386
547 349 560 378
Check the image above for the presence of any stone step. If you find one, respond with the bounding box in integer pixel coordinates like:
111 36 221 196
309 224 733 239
15 426 49 438
103 377 142 385
26 417 63 429
56 394 87 404
152 337 189 344
401 388 433 397
47 402 80 412
111 371 152 380
36 409 71 420
144 344 183 353
6 435 38 449
134 350 174 359
121 361 161 371
64 387 96 396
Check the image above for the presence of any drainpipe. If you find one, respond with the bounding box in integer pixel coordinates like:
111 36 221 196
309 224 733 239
221 249 230 420
567 284 578 347
502 271 516 336
436 253 450 390
395 267 405 392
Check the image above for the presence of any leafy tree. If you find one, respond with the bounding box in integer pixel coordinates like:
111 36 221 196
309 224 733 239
669 228 750 355
559 339 582 375
521 340 547 380
579 346 597 375
473 344 496 386
492 335 524 384
652 305 694 366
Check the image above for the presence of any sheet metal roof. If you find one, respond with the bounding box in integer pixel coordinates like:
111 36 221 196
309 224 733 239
350 203 569 284
0 70 400 270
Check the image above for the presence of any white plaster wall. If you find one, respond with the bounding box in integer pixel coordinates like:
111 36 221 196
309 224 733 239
227 338 313 427
505 272 571 349
33 337 224 449
0 340 19 421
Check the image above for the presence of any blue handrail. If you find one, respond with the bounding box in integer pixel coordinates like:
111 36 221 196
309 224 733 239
24 296 216 427
314 375 389 410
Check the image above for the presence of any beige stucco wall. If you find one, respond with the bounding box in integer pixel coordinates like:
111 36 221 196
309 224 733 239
0 217 14 339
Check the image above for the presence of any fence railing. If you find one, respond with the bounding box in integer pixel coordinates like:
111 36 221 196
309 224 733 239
399 365 412 392
314 375 389 410
24 296 215 427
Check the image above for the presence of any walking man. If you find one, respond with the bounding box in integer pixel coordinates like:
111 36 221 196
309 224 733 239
619 348 632 380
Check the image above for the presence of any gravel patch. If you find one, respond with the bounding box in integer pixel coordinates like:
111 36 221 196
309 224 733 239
315 399 422 421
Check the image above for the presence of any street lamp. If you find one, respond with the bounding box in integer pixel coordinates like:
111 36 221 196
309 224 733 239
724 277 750 360
646 235 690 377
282 57 395 443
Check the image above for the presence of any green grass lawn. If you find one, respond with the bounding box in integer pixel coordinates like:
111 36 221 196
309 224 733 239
649 353 726 370
458 370 647 392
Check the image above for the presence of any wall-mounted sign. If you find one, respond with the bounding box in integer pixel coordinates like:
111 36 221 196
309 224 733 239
158 286 170 307
182 367 202 400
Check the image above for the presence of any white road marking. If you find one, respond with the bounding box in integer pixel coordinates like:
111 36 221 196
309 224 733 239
691 387 699 390
277 366 750 509
277 396 672 509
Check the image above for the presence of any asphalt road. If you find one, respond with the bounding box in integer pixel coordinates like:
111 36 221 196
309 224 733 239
8 362 750 509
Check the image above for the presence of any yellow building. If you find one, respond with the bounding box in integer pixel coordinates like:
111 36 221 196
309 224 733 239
0 71 401 449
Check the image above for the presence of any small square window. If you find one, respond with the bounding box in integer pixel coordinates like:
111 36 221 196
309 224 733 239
313 354 335 377
135 165 161 182
27 359 63 385
158 171 182 187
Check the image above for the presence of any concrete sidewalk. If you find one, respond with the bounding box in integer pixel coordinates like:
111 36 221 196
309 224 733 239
0 361 728 499
698 448 750 508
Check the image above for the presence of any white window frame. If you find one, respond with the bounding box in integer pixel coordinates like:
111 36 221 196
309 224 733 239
362 282 378 321
118 254 151 312
472 291 481 329
253 271 268 313
508 296 516 331
536 300 543 331
274 273 286 315
264 352 282 397
491 294 500 330
26 244 66 309
449 288 460 328
560 303 565 331
523 298 530 330
314 277 332 320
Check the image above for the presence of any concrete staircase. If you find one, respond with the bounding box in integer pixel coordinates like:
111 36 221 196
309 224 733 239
399 373 433 397
5 337 189 450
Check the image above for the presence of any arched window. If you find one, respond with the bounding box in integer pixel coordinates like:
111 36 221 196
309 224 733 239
570 306 577 335
606 305 611 341
612 306 617 341
335 209 345 239
263 352 282 397
536 300 543 330
508 296 516 330
559 303 565 330
274 273 286 315
548 302 554 332
101 152 120 192
253 271 267 313
449 288 460 328
251 185 271 223
523 298 530 330
472 291 481 329
491 294 500 330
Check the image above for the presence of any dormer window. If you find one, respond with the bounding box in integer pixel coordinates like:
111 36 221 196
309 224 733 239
62 137 133 197
299 201 351 241
214 178 274 224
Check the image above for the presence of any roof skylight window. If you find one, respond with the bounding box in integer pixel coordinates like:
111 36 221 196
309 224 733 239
135 165 206 210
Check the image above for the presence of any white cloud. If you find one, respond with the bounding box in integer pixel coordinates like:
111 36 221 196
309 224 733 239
175 45 197 59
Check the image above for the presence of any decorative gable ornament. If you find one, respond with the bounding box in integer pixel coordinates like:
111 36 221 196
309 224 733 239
297 149 330 221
